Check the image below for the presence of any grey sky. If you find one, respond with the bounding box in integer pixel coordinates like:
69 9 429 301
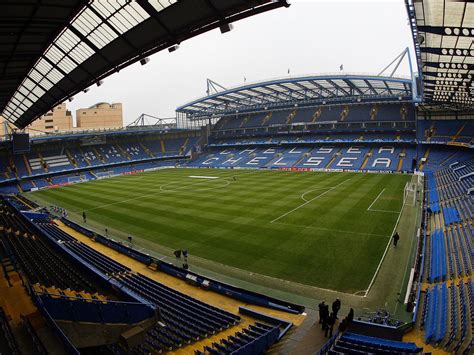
68 0 415 126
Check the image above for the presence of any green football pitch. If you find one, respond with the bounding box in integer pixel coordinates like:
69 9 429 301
28 168 412 293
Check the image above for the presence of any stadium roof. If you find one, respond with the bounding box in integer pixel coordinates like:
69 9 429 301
176 74 414 118
0 0 289 129
406 0 474 109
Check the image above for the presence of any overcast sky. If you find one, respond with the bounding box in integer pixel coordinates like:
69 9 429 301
68 0 416 126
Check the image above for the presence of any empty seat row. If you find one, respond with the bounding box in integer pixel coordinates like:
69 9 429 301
195 322 280 355
0 307 20 355
328 332 422 354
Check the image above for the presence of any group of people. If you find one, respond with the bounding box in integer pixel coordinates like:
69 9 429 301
49 205 68 218
318 299 354 338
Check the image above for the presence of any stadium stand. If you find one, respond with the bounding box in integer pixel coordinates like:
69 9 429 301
414 149 473 353
195 322 280 355
0 306 20 355
320 332 423 354
3 197 296 353
0 131 199 193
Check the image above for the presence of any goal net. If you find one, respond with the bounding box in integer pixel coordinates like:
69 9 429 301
67 175 83 184
404 181 417 206
95 170 115 180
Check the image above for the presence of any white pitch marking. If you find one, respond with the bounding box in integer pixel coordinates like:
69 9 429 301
270 178 351 223
364 202 404 297
368 209 400 214
367 188 385 211
77 179 230 213
272 221 389 238
301 187 334 202
188 175 219 179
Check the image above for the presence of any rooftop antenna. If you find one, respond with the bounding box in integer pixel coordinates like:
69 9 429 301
206 79 227 96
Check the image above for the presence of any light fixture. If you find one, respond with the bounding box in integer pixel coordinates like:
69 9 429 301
219 23 234 34
97 80 104 87
140 57 150 65
168 45 179 53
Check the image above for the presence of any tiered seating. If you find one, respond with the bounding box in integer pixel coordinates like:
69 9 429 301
213 103 413 130
36 292 154 324
418 152 473 352
70 147 101 166
3 231 97 292
36 222 242 351
11 154 30 177
2 201 248 353
329 146 369 170
98 145 125 163
0 201 97 292
418 120 474 144
0 307 20 355
118 273 240 347
423 283 448 344
121 143 148 160
422 281 473 352
192 144 415 172
442 206 461 225
36 152 72 172
428 229 447 283
195 322 280 355
327 332 422 354
426 172 441 213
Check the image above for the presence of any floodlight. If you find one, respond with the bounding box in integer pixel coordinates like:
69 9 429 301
168 45 179 53
219 23 233 33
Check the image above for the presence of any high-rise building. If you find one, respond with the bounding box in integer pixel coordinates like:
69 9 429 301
76 103 123 130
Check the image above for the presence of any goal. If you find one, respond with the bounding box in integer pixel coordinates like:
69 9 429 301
95 170 115 180
67 176 83 184
404 181 417 206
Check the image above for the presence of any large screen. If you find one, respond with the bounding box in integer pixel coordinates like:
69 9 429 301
12 133 30 153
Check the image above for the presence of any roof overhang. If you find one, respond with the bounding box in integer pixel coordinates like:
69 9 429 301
406 0 474 110
176 74 413 118
1 0 290 129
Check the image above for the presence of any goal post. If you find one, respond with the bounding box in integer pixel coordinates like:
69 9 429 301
404 181 417 206
67 175 84 184
95 170 115 180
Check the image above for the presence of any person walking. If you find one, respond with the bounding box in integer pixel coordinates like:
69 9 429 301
393 232 400 247
332 298 341 319
83 211 87 223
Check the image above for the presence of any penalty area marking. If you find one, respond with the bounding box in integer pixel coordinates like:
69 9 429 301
367 188 399 214
271 178 351 223
301 187 334 202
363 202 403 297
188 175 219 179
367 188 385 211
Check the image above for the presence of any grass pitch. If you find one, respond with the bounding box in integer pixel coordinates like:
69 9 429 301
28 168 411 293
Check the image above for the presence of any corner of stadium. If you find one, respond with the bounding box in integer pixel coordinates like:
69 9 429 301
0 0 472 354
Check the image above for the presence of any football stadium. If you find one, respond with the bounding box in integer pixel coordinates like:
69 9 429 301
0 0 472 354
